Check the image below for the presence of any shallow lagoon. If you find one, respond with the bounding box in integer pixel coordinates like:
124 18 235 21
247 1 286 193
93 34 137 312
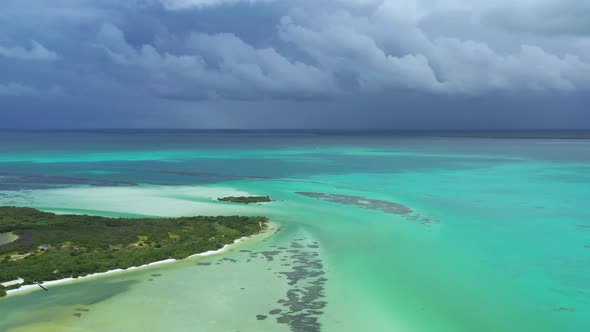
0 232 18 245
1 132 589 332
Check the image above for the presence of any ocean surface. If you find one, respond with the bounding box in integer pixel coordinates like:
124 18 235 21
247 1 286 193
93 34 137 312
0 130 589 332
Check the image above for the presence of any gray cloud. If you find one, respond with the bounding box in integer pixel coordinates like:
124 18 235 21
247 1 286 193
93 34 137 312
484 0 590 36
98 23 336 100
0 41 60 62
0 0 589 128
0 83 64 97
160 0 274 10
0 83 40 97
278 2 590 95
85 0 590 100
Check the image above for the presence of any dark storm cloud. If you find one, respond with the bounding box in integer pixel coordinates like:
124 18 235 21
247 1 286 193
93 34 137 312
0 0 588 128
97 23 335 100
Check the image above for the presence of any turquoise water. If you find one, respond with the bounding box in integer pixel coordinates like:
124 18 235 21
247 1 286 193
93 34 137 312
0 131 589 331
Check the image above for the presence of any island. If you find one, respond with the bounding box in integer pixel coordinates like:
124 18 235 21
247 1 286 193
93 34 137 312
217 196 271 204
0 206 267 296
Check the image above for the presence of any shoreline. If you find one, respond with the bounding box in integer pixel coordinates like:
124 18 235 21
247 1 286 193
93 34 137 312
5 234 253 297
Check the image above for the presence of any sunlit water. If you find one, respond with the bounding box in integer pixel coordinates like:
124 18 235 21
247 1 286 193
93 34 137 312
0 131 589 332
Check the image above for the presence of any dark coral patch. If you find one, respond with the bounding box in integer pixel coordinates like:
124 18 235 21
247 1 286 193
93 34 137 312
296 192 438 225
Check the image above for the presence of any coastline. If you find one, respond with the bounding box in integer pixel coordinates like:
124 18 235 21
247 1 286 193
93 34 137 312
5 226 269 297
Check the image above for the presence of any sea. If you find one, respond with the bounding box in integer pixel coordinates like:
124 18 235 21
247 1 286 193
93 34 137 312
0 130 589 332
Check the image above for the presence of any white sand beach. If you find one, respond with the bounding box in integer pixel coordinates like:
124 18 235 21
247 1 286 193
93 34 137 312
6 237 248 296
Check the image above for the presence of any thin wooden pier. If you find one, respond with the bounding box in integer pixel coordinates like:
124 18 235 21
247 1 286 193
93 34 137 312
36 283 48 291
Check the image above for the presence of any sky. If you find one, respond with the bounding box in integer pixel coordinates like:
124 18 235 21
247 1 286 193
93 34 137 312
1 0 589 129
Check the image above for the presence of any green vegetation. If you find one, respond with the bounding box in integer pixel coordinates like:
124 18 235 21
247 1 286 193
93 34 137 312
0 285 6 298
217 196 271 204
0 207 267 294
